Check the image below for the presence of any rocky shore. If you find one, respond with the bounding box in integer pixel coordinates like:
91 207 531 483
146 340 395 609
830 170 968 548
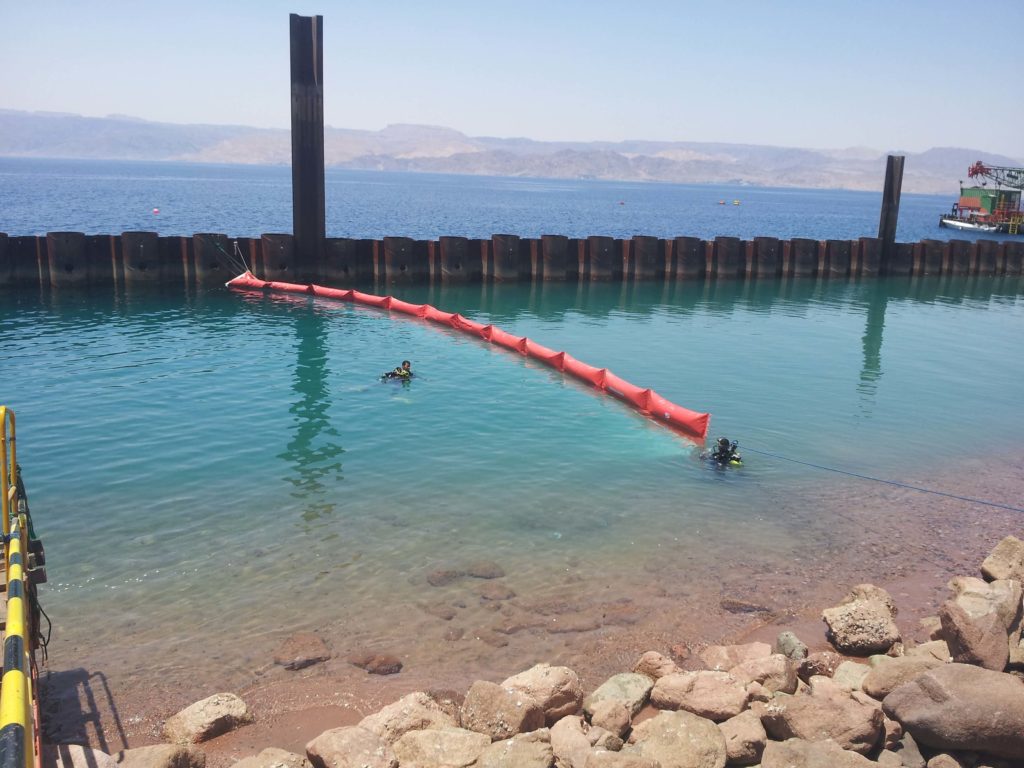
46 533 1024 768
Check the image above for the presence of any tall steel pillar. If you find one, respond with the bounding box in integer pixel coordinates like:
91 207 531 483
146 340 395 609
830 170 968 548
290 13 325 281
877 154 905 275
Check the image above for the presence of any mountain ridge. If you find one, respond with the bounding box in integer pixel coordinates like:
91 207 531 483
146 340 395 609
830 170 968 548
2 110 1020 195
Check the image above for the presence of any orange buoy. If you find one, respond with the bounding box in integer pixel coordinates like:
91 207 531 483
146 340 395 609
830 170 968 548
226 272 711 440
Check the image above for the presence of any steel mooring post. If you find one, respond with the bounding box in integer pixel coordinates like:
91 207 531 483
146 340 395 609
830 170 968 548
290 13 326 282
877 154 905 275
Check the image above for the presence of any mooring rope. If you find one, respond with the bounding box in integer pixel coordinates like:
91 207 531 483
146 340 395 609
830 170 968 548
213 240 251 275
741 444 1024 514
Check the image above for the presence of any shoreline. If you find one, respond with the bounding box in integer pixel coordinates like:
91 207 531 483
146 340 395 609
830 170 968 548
39 451 1024 764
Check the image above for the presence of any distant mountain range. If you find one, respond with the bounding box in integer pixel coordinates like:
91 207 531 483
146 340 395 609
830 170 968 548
2 109 1020 195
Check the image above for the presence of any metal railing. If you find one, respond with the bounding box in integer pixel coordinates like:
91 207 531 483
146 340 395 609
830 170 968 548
0 408 16 542
0 409 39 768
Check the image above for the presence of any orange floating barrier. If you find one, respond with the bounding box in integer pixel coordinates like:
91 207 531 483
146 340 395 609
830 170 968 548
226 272 710 440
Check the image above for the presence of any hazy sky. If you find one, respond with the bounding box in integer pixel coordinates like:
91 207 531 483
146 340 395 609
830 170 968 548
4 1 1022 157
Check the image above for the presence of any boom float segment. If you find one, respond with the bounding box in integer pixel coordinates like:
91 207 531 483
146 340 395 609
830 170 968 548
226 272 710 440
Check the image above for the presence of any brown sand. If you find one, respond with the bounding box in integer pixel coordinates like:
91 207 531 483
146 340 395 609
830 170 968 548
40 454 1023 767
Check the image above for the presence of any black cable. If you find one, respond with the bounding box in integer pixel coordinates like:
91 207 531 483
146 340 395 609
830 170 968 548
37 599 52 657
741 444 1024 514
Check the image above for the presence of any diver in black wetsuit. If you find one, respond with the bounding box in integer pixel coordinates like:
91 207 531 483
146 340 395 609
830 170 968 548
710 437 741 465
382 360 413 380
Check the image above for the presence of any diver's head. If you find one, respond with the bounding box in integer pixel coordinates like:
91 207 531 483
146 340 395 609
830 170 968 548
717 437 730 449
401 360 411 370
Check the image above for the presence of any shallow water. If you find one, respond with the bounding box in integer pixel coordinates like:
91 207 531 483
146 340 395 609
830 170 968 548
2 274 1022 707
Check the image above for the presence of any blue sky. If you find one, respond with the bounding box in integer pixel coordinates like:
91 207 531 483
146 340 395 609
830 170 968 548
3 0 1022 157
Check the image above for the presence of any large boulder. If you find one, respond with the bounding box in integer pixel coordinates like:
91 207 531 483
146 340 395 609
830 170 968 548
728 654 798 694
831 661 870 692
716 710 765 766
115 744 206 768
475 729 553 768
649 671 748 722
623 710 726 768
943 576 1023 671
392 727 489 767
583 674 653 719
939 601 1009 671
755 677 883 754
822 584 901 655
550 716 592 768
162 693 253 744
797 651 843 683
698 642 771 671
460 680 545 742
947 576 1022 628
358 691 458 745
981 535 1024 582
503 664 583 725
589 699 631 738
305 726 396 768
759 738 875 767
861 656 944 699
881 663 1024 760
773 631 809 660
230 749 309 768
633 651 680 681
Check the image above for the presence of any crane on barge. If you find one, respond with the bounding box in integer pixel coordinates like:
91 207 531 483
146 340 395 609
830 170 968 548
940 162 1024 234
968 161 1024 191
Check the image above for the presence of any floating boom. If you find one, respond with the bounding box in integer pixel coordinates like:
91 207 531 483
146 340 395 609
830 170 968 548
226 272 710 440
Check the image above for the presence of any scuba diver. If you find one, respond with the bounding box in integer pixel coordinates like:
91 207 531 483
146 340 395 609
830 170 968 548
709 437 742 466
382 360 413 380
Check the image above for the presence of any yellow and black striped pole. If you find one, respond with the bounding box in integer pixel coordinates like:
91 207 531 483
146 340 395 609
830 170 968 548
0 406 15 541
0 514 35 768
0 409 35 768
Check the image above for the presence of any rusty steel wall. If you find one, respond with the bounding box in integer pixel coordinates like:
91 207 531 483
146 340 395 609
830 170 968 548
1 231 1021 290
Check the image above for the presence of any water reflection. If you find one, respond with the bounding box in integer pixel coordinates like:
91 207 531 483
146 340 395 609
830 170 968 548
385 274 1021 324
278 307 344 524
858 288 886 410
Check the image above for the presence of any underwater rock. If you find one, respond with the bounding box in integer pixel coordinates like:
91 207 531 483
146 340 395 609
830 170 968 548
465 560 506 579
349 651 403 675
272 632 330 671
427 568 464 587
477 582 516 601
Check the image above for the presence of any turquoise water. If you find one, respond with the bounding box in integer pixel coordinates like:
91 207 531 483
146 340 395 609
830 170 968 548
3 275 1023 696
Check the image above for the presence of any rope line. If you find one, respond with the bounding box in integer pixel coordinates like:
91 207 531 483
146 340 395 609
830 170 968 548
741 444 1024 514
212 240 250 275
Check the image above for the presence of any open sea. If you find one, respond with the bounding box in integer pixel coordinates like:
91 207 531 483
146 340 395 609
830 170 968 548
1 158 1022 737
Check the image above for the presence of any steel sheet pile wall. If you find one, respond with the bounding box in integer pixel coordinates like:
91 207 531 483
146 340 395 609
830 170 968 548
0 232 1021 289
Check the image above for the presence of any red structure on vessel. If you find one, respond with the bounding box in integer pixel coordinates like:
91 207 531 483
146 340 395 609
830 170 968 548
227 272 710 440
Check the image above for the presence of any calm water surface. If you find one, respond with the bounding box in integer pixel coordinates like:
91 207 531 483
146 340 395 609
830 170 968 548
2 275 1022 698
1 159 1022 711
0 157 1008 242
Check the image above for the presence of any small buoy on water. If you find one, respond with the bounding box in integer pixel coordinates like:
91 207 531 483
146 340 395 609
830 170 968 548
152 207 160 215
